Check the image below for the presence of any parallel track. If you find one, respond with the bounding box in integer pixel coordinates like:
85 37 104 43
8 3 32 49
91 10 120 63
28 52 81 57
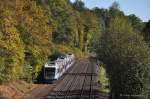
45 59 109 99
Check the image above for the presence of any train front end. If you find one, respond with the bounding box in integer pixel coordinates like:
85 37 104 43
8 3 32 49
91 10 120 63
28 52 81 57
44 61 58 83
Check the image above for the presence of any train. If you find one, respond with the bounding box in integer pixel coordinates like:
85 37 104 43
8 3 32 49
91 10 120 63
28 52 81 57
43 54 75 82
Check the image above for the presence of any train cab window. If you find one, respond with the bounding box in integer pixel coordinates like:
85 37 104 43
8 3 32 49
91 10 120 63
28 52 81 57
44 68 55 80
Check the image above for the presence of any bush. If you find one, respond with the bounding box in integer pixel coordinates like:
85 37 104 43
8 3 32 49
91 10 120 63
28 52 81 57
99 63 110 93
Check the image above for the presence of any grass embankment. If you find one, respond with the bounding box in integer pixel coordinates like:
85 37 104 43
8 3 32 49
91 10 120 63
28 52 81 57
99 63 110 93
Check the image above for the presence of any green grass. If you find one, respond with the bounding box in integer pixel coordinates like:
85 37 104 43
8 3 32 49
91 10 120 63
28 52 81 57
99 64 110 93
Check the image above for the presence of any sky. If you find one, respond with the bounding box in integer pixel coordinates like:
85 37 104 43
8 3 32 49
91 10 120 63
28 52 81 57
70 0 150 22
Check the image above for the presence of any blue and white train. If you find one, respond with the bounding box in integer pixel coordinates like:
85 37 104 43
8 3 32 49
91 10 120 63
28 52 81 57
43 54 75 82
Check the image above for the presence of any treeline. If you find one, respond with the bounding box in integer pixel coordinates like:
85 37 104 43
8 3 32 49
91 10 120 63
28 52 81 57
0 0 150 98
0 0 100 83
94 2 150 99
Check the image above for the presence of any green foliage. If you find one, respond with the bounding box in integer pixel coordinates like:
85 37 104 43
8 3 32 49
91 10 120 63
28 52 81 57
0 0 54 83
93 8 109 31
47 0 79 46
0 58 5 84
143 20 150 45
80 10 101 52
0 2 149 98
0 9 25 82
96 16 150 98
72 0 85 11
49 49 64 61
21 61 33 83
109 1 120 10
99 64 110 93
128 14 144 33
17 0 53 80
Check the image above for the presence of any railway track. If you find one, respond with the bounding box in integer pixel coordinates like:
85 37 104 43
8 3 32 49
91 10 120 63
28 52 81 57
45 59 109 99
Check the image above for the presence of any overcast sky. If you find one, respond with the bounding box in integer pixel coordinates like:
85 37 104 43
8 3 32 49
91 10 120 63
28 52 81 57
70 0 150 22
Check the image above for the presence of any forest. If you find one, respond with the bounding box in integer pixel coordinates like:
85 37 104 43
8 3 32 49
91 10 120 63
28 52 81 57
0 0 150 98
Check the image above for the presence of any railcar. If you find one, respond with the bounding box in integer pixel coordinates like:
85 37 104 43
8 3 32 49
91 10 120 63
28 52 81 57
43 54 75 83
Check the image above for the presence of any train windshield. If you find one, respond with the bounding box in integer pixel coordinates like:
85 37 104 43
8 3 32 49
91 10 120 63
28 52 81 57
44 68 55 80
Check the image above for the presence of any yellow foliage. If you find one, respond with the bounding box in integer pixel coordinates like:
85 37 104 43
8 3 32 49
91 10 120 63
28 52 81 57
25 15 33 25
15 0 23 13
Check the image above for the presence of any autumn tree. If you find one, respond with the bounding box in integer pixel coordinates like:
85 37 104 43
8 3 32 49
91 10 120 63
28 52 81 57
17 0 53 79
79 10 101 52
0 10 24 83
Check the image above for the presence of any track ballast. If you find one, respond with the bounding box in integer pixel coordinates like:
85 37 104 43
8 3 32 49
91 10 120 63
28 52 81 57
45 58 109 99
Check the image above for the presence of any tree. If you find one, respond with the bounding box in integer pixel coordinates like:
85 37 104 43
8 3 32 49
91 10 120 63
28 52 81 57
15 0 24 14
0 10 25 83
47 0 79 46
143 20 150 45
93 8 109 31
96 16 150 99
72 0 85 11
17 0 53 79
128 14 144 33
110 1 120 10
80 10 101 52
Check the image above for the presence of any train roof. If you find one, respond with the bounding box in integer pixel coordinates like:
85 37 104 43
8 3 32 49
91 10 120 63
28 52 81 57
44 53 75 68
